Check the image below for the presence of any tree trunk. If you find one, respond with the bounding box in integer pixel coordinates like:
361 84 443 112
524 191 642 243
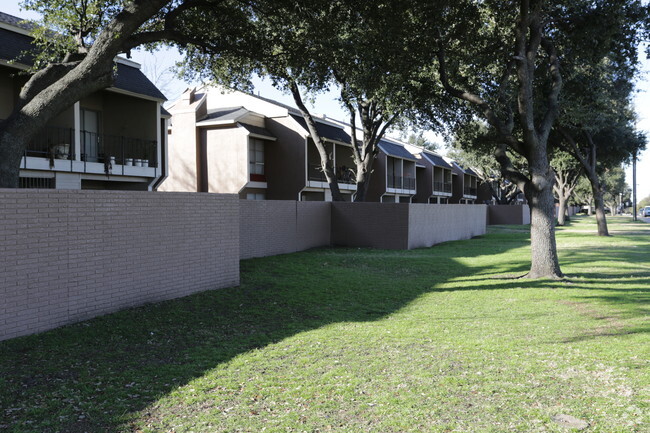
591 181 609 236
289 82 343 201
526 177 563 278
557 195 568 226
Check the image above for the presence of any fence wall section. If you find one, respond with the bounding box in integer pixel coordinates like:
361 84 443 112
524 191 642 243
239 200 331 259
331 203 487 250
331 203 410 249
408 204 488 249
488 205 531 225
0 190 240 341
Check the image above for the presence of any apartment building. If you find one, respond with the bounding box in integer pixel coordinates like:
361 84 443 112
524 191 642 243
0 12 168 190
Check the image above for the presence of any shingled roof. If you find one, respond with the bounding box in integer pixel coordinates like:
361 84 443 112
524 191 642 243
377 139 417 161
422 151 453 169
0 12 166 101
290 113 351 144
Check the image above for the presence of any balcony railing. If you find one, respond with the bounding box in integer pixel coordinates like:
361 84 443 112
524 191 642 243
24 126 157 168
308 164 327 182
403 176 415 190
81 131 157 167
434 181 453 193
336 166 355 184
25 126 75 160
387 174 401 189
464 186 477 196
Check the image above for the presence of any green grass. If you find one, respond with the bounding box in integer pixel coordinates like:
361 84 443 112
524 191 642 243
1 215 648 433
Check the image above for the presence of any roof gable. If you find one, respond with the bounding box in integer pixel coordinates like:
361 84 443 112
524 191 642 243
378 139 417 161
290 113 351 144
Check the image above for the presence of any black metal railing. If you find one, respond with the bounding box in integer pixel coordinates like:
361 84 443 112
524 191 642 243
464 186 477 196
24 127 157 168
25 126 75 160
434 181 453 193
403 176 415 190
81 131 157 167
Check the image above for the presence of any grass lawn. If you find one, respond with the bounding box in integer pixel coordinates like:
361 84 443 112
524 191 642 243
0 215 648 433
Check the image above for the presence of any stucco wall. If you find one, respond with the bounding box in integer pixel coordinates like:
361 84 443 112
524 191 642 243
205 127 248 194
488 205 531 225
0 190 240 341
239 200 331 259
407 204 488 249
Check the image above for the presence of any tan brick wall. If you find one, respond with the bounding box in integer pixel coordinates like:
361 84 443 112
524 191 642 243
239 200 330 259
0 189 239 341
407 204 488 249
488 205 531 225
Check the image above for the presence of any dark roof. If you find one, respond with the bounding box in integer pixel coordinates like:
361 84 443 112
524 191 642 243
239 123 275 139
0 12 35 31
113 62 166 100
200 107 249 123
160 106 171 118
290 113 351 144
377 139 417 161
453 162 478 176
422 151 453 169
0 27 36 65
0 16 166 101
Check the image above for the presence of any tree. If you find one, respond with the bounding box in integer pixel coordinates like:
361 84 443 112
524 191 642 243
551 150 582 225
181 0 463 201
448 121 524 205
433 1 565 278
432 0 648 277
0 0 257 187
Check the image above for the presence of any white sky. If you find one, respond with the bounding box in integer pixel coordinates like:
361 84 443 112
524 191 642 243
4 1 650 201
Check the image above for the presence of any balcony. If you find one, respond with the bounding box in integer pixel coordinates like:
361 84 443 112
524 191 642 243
23 126 158 173
308 164 327 182
387 174 402 189
434 181 452 193
464 186 477 196
336 166 355 185
403 176 415 190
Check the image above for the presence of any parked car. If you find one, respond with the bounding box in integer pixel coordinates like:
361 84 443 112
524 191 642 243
643 206 650 217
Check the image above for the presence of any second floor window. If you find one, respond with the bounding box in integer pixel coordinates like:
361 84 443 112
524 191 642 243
249 139 264 176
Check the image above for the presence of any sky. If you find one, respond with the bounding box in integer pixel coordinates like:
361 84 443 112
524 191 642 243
4 1 650 202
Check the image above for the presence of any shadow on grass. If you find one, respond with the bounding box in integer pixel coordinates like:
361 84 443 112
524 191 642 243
0 226 647 432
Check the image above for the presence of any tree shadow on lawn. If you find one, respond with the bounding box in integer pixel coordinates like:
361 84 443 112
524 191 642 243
0 233 645 432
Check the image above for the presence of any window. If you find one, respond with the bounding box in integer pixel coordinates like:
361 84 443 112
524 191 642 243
249 139 265 177
246 192 266 200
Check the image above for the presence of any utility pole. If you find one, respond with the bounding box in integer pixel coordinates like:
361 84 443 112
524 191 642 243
633 150 637 221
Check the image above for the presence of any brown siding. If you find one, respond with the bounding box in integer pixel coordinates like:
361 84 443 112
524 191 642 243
265 117 307 200
365 154 387 202
0 189 240 341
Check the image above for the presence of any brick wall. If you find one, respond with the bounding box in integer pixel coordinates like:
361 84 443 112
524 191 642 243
331 203 409 249
239 200 330 259
407 204 488 249
331 203 487 250
488 205 531 225
0 190 239 341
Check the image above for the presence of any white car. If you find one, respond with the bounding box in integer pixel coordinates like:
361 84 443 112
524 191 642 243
643 206 650 217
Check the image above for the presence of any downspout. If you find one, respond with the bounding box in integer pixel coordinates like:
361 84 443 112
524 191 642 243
150 107 168 190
